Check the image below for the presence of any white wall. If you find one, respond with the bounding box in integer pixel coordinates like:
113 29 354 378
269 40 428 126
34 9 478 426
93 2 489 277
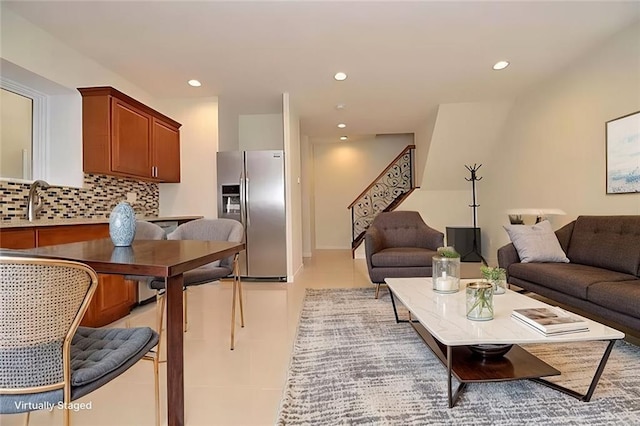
239 113 284 151
413 107 438 187
1 7 220 217
421 102 513 190
283 93 303 280
300 134 315 257
482 21 640 264
157 98 219 218
0 8 157 106
47 93 82 186
313 134 413 249
217 98 239 152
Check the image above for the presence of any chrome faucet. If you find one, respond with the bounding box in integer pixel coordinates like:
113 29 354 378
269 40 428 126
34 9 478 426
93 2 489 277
27 179 51 221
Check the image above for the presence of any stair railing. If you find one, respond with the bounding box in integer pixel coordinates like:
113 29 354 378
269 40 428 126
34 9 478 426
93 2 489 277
348 145 416 248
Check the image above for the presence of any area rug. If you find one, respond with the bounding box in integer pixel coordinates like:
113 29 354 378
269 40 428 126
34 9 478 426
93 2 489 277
277 288 640 425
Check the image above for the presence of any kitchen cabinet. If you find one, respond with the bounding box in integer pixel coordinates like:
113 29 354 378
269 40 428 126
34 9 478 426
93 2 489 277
79 86 181 182
0 228 36 249
0 224 136 327
152 117 181 181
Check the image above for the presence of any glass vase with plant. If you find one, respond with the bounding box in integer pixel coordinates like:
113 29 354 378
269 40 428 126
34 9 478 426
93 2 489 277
480 265 507 295
466 282 494 321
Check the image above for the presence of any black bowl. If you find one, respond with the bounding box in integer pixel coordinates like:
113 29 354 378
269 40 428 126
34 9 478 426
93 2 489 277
468 344 514 358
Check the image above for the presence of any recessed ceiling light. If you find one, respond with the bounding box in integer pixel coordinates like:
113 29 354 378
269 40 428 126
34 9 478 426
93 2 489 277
188 79 202 87
492 61 510 71
336 104 346 110
340 136 348 141
337 123 346 129
334 72 347 81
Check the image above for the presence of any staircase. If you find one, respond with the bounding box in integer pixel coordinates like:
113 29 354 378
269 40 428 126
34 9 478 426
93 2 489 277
348 145 416 256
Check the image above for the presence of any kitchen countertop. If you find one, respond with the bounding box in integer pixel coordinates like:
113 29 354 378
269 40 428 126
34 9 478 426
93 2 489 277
0 216 203 229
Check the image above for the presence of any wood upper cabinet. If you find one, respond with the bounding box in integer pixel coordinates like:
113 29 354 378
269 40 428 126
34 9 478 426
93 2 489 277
111 98 152 177
152 117 181 182
79 86 181 182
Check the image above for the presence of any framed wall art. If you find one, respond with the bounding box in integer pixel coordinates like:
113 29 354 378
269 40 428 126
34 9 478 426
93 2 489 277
606 111 640 194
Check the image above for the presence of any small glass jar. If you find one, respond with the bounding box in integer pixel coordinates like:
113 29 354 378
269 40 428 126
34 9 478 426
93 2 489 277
466 282 494 321
492 277 507 295
432 255 461 293
481 267 507 295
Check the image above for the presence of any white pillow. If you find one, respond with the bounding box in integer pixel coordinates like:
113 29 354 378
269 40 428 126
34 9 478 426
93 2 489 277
503 220 570 263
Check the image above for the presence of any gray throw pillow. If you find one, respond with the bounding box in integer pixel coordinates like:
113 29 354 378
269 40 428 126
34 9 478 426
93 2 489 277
503 220 570 263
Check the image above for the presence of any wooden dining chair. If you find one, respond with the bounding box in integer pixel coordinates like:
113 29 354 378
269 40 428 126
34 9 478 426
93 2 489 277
0 252 159 426
148 218 245 350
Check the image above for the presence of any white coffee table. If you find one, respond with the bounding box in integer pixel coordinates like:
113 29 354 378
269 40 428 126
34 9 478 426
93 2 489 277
385 277 625 407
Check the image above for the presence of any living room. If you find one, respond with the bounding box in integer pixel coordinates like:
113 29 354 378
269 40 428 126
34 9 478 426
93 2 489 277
1 2 639 425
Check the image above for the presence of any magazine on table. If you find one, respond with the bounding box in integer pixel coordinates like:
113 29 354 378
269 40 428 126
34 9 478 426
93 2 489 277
511 306 589 336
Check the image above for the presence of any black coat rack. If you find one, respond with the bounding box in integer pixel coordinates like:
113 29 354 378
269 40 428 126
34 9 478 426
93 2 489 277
464 164 488 266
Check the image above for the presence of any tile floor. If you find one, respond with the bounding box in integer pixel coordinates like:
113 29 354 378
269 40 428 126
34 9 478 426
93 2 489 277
1 251 368 425
3 250 484 426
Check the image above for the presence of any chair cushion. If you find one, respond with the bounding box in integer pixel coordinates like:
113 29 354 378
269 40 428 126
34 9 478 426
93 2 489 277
148 266 233 289
71 327 157 386
371 247 437 268
1 326 158 414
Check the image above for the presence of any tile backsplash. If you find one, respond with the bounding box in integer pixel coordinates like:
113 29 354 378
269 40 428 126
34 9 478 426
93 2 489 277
0 174 159 222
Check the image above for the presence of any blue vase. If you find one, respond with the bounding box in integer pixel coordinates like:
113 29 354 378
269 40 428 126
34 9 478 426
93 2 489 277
109 202 136 246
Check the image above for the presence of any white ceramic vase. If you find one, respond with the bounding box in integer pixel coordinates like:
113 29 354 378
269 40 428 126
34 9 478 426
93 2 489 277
109 201 136 246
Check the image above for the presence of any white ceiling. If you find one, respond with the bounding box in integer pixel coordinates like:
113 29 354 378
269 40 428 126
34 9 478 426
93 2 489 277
4 1 640 140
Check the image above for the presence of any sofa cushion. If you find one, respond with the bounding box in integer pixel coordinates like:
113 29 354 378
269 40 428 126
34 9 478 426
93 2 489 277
503 220 569 263
508 263 636 299
371 247 437 268
567 216 640 275
588 280 640 318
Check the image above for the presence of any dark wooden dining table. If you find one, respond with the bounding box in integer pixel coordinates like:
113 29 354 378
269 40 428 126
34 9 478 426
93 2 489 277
23 238 246 426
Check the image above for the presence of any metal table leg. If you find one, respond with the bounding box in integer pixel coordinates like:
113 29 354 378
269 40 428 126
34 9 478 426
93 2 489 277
531 339 617 401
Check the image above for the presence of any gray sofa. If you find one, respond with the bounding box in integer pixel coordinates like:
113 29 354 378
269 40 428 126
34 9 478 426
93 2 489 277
498 215 640 336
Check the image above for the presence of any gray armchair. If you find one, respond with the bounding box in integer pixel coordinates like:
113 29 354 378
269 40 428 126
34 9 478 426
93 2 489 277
365 211 444 299
149 218 245 349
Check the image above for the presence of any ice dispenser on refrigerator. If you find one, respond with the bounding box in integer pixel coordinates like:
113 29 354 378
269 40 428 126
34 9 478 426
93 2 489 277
221 185 241 216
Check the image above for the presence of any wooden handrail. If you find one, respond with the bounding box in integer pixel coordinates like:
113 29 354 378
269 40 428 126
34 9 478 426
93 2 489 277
347 145 415 209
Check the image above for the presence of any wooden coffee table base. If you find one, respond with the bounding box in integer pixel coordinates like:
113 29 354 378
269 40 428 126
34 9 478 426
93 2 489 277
412 322 564 407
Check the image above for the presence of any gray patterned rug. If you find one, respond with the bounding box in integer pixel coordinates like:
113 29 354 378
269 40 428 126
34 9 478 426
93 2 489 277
277 288 640 425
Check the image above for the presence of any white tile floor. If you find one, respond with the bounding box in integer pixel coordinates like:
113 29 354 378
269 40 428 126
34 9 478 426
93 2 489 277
2 250 383 426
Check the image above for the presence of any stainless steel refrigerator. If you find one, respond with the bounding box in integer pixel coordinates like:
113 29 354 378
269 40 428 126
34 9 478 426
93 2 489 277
217 150 286 280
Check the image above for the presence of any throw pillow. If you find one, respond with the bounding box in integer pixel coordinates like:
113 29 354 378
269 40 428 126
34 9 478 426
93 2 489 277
503 220 570 263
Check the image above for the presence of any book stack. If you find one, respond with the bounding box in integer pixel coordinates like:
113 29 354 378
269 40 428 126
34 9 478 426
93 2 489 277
511 307 589 336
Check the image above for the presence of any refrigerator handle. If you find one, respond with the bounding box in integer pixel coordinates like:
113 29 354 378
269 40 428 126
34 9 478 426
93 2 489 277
239 171 246 226
245 176 251 227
